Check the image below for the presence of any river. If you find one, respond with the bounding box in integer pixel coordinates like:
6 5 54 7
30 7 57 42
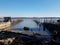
11 19 51 36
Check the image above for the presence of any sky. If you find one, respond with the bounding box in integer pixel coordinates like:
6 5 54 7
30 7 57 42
0 0 60 17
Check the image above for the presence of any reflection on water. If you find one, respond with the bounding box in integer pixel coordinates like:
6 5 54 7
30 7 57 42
12 19 38 28
12 19 38 31
12 19 51 36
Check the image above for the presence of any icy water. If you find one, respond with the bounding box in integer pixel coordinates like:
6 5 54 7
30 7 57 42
12 19 51 36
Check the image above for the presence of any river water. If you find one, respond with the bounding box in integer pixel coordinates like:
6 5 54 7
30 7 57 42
11 19 51 36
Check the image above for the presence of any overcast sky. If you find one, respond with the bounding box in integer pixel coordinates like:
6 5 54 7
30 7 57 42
0 0 60 17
